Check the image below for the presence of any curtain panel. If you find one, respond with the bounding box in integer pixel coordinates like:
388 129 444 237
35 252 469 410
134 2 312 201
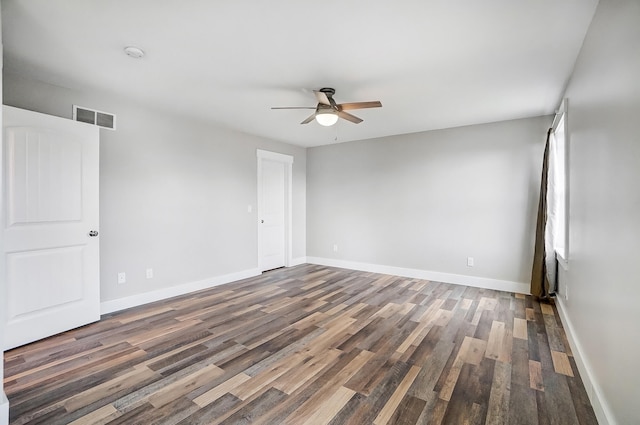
530 128 556 299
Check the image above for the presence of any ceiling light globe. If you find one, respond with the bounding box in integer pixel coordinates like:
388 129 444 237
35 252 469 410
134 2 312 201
315 112 338 126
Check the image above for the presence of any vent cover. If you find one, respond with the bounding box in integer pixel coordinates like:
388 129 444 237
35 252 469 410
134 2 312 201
72 105 116 130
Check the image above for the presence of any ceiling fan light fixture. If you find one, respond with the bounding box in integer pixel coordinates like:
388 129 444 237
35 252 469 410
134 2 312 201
271 87 380 126
315 111 338 126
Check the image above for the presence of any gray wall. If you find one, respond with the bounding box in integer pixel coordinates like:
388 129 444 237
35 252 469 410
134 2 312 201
3 73 306 303
558 0 640 423
307 116 550 285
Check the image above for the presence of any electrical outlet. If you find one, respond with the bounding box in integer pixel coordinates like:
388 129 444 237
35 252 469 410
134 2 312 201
467 257 474 267
146 268 154 279
333 244 338 252
117 272 126 284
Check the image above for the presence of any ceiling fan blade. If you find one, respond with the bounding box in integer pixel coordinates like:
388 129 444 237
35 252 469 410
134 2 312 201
271 106 316 110
300 113 316 124
314 90 331 105
338 101 382 111
337 111 363 124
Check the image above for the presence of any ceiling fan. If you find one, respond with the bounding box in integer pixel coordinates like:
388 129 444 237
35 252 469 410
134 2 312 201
271 88 382 126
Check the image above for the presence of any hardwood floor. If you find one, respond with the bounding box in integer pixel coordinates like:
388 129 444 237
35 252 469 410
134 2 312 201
4 264 598 425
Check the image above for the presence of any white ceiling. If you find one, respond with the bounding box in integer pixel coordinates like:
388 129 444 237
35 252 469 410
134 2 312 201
2 0 598 148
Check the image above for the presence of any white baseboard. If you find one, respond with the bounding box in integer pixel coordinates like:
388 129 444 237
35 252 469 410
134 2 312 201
0 392 8 425
290 256 307 267
306 257 530 294
100 268 261 315
555 297 616 425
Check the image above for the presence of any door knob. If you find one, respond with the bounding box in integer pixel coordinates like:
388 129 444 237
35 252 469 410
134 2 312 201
261 220 264 224
88 230 99 237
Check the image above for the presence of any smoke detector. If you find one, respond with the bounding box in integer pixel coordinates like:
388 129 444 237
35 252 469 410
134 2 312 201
124 46 145 59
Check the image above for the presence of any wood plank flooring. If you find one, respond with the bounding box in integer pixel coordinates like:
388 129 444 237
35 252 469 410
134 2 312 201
4 264 598 424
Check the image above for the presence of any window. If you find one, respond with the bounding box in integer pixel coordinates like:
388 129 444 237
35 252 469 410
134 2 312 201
548 103 568 265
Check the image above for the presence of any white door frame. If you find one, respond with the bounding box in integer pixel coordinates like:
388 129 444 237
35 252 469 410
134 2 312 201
1 108 10 425
0 27 9 421
257 149 293 271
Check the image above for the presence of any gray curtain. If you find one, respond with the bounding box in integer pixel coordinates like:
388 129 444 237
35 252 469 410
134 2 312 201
530 128 556 299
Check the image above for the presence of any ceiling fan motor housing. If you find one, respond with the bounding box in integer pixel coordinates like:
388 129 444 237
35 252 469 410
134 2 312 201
319 87 336 97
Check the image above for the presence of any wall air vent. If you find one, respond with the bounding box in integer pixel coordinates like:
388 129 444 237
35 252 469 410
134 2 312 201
72 105 116 130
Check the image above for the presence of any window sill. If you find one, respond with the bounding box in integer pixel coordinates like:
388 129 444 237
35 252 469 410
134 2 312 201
556 251 569 271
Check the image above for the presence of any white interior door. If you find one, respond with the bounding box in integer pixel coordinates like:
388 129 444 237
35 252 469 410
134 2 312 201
257 150 293 272
260 159 285 271
3 106 100 350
